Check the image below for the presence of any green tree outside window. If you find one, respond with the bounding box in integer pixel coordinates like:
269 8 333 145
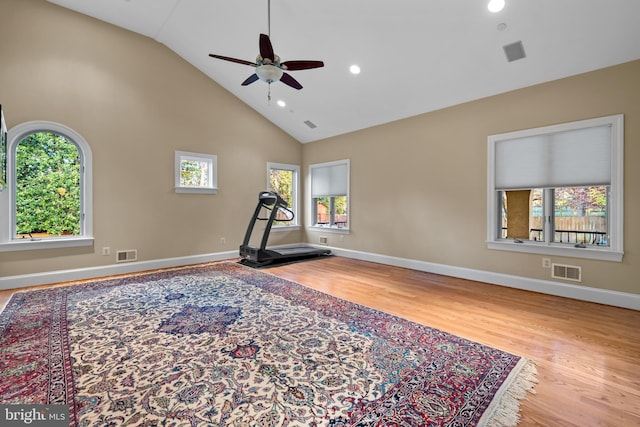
15 132 80 236
270 168 294 223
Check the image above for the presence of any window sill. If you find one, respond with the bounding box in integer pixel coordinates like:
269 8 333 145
271 225 301 232
308 226 350 234
0 236 94 252
175 187 217 194
487 240 623 262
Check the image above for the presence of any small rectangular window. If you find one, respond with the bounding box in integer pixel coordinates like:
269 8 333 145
175 151 217 194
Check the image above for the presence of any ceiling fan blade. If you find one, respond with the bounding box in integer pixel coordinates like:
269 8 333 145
241 74 260 86
281 60 325 71
209 54 256 67
280 72 303 90
259 34 275 62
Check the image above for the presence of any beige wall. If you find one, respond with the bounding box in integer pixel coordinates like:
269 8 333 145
304 60 640 295
2 0 638 297
0 0 302 277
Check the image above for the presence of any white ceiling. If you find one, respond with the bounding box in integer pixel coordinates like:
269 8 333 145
47 0 640 143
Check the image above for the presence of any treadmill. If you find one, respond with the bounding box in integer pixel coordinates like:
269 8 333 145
239 191 331 267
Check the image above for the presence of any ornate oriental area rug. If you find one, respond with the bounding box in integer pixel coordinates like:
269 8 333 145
0 262 536 426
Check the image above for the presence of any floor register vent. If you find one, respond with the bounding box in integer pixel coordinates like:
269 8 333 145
116 249 138 263
552 263 582 282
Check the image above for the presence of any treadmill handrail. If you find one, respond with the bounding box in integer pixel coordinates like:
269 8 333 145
241 199 266 248
242 191 294 251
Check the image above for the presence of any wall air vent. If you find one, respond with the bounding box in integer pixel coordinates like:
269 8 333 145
552 263 582 282
503 40 526 62
116 249 138 263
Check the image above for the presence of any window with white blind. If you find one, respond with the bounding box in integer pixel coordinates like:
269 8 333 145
309 159 349 230
487 114 623 262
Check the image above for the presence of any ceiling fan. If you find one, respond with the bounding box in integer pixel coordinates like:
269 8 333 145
208 0 324 91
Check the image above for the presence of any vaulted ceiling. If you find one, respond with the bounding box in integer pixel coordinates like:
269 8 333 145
47 0 640 143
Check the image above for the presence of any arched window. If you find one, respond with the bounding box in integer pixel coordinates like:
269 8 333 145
0 121 93 251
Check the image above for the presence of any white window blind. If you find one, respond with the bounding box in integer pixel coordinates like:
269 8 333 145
495 125 611 189
311 161 349 197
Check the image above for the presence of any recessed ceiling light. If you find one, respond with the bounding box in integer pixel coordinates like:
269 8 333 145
277 100 286 107
349 65 361 75
488 0 505 13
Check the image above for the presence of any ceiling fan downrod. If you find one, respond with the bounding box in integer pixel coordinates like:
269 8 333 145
207 0 324 95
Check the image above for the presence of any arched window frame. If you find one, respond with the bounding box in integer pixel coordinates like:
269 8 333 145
0 121 93 252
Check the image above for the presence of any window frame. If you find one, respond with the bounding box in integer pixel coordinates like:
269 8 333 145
174 150 218 194
0 121 93 252
308 159 350 232
487 114 623 262
267 162 300 229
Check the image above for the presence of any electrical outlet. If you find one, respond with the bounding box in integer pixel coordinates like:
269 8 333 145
319 236 328 245
102 247 111 256
542 258 551 269
220 237 226 245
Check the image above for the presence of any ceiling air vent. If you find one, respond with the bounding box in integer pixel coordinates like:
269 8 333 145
503 40 526 62
551 263 582 282
304 120 317 129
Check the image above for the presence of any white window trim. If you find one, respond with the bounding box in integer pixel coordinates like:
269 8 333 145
486 114 623 262
0 121 93 252
267 162 300 229
308 159 350 232
174 150 217 194
0 106 6 191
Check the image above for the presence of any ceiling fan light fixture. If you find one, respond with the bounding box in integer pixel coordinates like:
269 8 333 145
256 64 283 83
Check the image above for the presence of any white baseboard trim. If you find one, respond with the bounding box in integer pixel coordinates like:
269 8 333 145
0 250 239 291
0 243 305 291
323 246 640 311
2 246 638 311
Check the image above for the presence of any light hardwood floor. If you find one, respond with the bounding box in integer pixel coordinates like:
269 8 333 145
266 257 640 427
1 256 639 426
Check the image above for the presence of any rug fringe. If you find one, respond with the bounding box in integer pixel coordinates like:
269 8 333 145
483 358 538 427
